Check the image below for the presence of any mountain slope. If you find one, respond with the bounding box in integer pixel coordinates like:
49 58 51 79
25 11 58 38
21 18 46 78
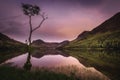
65 12 120 49
0 32 26 51
32 39 59 49
91 12 120 34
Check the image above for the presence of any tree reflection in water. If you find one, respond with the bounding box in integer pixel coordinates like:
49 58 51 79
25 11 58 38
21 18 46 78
23 52 32 71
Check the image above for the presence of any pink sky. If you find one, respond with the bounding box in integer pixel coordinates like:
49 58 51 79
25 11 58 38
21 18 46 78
0 0 120 42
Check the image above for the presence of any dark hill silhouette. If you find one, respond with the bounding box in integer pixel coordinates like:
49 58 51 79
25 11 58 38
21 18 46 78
32 39 59 49
32 39 45 45
91 12 120 34
32 39 70 49
0 33 12 41
0 32 26 51
77 12 120 40
77 31 90 40
0 32 24 44
65 12 120 49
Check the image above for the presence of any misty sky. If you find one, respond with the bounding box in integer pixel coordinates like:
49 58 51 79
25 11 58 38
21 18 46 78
0 0 120 42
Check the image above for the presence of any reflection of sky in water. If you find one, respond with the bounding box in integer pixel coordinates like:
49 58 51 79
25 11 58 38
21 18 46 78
3 53 28 68
1 53 110 80
31 54 85 68
3 53 85 68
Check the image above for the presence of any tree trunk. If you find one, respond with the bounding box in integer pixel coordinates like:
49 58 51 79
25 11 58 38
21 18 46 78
28 16 32 45
24 16 32 71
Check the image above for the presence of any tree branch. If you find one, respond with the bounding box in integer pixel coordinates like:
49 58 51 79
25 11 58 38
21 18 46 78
32 13 47 32
29 16 32 31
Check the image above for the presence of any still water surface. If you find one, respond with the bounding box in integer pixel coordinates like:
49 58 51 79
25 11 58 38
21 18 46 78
3 53 84 68
1 52 110 80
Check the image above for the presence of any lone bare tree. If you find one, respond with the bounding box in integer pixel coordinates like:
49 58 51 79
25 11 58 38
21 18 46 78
22 3 47 70
22 3 47 49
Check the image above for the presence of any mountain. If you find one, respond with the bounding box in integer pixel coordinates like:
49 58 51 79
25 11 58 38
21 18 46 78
0 32 26 51
59 40 69 46
32 39 70 50
0 33 11 41
32 39 45 45
56 40 69 49
76 31 90 40
32 39 59 49
64 12 120 49
91 12 120 34
77 12 120 40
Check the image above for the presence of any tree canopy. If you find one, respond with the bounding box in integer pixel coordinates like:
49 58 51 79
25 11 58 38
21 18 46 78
22 3 40 16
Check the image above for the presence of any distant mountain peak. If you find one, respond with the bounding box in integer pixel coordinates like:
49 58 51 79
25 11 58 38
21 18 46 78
32 39 45 45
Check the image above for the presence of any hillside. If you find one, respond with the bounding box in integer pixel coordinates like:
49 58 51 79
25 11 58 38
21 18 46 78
0 32 26 51
32 39 59 49
32 39 69 50
91 12 120 34
64 12 120 49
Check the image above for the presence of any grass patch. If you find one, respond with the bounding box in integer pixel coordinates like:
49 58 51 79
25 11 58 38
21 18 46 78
0 66 75 80
0 45 27 63
65 31 120 49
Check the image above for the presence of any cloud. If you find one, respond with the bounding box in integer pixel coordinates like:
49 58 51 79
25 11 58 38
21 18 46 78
77 0 104 7
34 26 66 38
99 0 120 16
0 0 120 42
0 21 25 36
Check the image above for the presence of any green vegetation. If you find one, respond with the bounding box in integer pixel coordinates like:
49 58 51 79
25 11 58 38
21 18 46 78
0 66 75 80
0 41 27 63
63 49 120 80
64 31 120 49
0 32 27 52
0 51 22 63
0 43 27 52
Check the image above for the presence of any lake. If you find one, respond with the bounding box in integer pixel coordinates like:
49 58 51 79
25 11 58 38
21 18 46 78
1 50 110 80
